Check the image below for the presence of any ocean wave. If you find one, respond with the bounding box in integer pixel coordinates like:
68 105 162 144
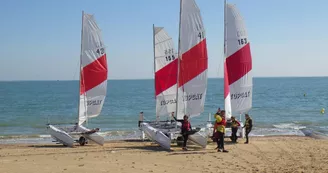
273 123 306 130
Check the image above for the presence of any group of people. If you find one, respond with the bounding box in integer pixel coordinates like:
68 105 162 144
173 108 253 151
212 108 253 152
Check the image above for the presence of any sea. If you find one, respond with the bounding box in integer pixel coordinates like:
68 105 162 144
1 77 328 144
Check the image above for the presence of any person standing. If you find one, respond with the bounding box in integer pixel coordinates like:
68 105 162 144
230 116 240 143
138 111 144 127
172 114 192 151
214 110 228 152
243 114 253 144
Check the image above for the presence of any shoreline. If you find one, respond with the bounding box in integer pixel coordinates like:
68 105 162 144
0 134 321 147
1 136 328 173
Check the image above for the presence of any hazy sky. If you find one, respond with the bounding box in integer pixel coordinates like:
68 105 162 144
0 0 327 81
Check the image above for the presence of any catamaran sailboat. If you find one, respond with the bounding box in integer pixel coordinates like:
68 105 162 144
47 11 108 147
209 1 253 139
140 0 209 150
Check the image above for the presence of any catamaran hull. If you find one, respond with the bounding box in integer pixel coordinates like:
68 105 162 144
140 122 208 149
78 125 104 146
189 132 207 148
141 122 171 150
48 125 74 147
47 124 104 147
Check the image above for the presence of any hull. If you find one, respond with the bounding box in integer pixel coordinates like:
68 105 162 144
189 132 207 148
140 121 208 149
47 124 104 147
78 125 105 146
48 125 74 147
141 122 171 150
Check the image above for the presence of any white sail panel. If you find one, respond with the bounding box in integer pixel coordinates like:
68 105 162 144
79 12 108 125
177 0 208 119
224 62 232 119
154 26 178 117
224 3 252 115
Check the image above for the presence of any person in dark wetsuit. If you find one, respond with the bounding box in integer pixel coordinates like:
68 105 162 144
172 114 192 151
243 114 253 144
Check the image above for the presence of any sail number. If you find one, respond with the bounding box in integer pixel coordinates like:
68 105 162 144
198 31 205 40
237 38 248 45
164 48 175 62
96 48 105 55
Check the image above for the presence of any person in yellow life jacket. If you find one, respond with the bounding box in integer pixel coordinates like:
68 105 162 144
213 110 228 152
230 116 240 143
243 114 253 144
212 108 221 142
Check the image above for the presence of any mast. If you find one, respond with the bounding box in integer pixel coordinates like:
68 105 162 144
153 24 159 122
175 0 182 128
223 0 228 120
224 0 227 62
78 11 84 124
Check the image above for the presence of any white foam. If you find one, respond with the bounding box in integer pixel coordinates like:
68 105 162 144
273 123 306 130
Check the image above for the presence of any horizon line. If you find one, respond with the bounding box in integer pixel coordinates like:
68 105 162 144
0 76 327 82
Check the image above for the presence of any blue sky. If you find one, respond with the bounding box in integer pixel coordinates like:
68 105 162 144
0 0 327 80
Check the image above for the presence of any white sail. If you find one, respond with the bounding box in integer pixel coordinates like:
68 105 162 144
154 26 178 117
224 3 253 119
78 12 108 125
177 0 208 119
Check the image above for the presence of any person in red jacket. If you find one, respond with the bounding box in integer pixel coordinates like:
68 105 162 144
230 116 241 143
172 114 191 151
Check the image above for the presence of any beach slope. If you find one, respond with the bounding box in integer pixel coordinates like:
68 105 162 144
0 136 327 173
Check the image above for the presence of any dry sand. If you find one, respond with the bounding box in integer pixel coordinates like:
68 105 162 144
0 136 328 173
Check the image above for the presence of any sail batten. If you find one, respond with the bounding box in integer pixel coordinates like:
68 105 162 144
78 12 108 125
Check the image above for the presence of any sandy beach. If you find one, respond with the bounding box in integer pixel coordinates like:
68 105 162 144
0 136 327 173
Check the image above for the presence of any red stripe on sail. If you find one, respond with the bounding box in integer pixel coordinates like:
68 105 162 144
155 59 178 96
80 54 108 95
224 62 230 98
178 39 208 87
225 43 252 86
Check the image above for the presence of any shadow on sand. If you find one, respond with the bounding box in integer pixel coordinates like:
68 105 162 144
116 145 171 152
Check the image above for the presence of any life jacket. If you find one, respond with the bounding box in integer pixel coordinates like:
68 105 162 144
245 117 252 128
215 116 226 133
231 120 240 128
181 121 191 131
216 119 226 126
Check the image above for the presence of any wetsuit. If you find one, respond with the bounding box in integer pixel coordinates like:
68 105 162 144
244 117 253 143
231 120 240 142
173 117 191 148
